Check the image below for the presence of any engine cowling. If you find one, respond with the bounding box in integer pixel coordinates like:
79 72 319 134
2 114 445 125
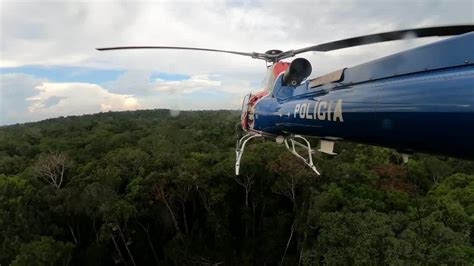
282 58 312 86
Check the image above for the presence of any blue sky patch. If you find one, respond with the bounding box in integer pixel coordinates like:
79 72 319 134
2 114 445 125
0 65 191 84
0 65 125 83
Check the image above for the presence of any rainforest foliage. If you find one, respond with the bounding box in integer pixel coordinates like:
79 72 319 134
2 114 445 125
0 109 473 265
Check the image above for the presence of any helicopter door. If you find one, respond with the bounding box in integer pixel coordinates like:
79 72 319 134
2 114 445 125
240 93 251 130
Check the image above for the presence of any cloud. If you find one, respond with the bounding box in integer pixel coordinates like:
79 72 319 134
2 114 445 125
101 71 253 96
42 96 66 108
1 1 142 67
153 74 221 94
102 70 154 95
27 82 140 114
0 73 140 125
3 0 471 71
0 73 45 124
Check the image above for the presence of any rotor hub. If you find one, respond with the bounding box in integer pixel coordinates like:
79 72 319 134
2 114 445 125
265 49 283 56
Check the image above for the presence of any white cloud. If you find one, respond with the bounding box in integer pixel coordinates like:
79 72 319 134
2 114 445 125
27 82 140 114
2 0 471 71
153 74 221 94
133 74 252 111
0 73 140 125
102 70 154 95
0 73 45 124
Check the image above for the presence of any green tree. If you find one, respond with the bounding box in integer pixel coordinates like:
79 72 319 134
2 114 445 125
11 236 74 266
0 175 36 264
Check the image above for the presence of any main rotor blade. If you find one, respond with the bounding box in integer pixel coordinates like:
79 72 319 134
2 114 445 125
97 25 473 63
96 46 268 61
283 25 474 59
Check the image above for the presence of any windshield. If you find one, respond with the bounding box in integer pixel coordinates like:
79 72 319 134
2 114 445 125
264 66 276 92
241 93 250 120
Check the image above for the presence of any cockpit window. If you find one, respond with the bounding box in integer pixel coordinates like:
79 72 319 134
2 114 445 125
240 93 250 120
264 66 276 92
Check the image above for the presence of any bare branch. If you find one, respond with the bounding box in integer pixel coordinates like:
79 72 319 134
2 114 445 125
35 151 71 189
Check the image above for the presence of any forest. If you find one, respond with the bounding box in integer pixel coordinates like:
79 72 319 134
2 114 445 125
0 109 473 265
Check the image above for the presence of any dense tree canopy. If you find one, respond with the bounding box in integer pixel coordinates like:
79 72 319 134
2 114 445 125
0 109 472 265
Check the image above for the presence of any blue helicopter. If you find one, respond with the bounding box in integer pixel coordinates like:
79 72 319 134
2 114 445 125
97 25 474 175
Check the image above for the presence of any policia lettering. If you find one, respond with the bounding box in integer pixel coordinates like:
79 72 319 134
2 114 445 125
294 100 344 122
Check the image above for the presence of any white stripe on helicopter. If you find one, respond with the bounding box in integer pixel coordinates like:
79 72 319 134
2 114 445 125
293 100 344 122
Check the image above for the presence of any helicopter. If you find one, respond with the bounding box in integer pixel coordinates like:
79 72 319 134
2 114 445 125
97 25 474 175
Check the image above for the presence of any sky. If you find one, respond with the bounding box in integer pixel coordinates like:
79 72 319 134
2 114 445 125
0 0 473 125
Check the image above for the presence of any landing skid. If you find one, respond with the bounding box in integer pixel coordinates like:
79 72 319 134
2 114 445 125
235 132 321 176
284 135 320 175
235 132 263 175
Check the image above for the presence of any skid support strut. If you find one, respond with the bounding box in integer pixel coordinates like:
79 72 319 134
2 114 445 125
284 135 320 175
235 133 263 175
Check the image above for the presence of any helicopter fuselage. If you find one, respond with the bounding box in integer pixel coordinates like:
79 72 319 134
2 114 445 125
246 32 474 160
